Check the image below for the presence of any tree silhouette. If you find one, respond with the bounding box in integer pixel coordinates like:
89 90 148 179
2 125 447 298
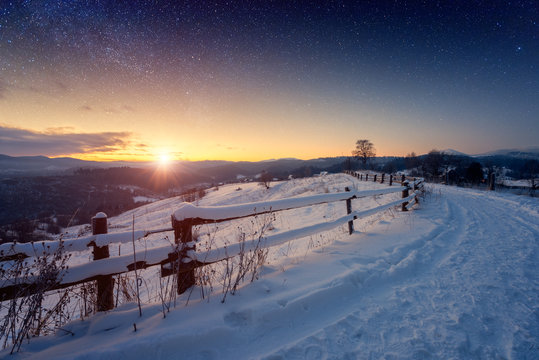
352 139 375 166
259 170 272 189
466 162 483 185
404 152 419 169
522 159 539 191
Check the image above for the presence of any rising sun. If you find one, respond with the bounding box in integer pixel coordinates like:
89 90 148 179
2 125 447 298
158 153 171 166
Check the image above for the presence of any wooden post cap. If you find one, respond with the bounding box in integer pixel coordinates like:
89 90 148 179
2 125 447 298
92 213 108 235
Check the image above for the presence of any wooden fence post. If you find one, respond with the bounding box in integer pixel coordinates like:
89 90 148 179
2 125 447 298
366 174 369 181
373 174 377 182
92 212 114 311
345 187 354 235
381 174 385 184
489 173 495 191
171 216 196 294
401 181 409 212
401 174 405 183
389 174 393 186
414 178 419 204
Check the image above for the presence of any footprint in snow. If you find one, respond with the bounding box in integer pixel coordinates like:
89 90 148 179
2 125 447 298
223 310 253 327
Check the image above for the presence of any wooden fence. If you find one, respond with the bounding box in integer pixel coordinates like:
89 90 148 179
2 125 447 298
0 173 423 311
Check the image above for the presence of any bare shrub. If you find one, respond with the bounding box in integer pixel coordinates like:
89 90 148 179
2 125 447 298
0 241 71 353
190 226 219 303
220 213 273 303
115 274 137 304
157 269 176 317
161 240 183 311
73 281 97 320
181 187 207 203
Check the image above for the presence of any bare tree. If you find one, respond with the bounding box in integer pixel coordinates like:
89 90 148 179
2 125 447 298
466 161 484 185
404 152 420 169
258 171 272 189
352 139 376 166
422 149 444 181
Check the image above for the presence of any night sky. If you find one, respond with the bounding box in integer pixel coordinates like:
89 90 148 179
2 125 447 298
0 1 537 161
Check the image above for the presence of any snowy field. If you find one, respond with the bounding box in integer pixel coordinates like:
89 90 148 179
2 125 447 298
2 174 538 359
501 179 537 188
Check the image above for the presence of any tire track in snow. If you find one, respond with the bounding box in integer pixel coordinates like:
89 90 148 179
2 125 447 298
258 196 466 359
435 186 539 359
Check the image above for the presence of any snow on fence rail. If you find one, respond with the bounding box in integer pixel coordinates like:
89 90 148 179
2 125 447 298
0 227 172 262
0 173 423 311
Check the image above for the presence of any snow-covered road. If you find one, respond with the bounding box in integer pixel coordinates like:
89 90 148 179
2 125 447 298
7 180 539 359
264 186 539 359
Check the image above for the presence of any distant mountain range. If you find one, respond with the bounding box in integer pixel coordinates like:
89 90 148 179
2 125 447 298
440 149 469 156
473 147 539 159
439 147 539 159
1 146 538 178
0 154 348 180
0 154 146 176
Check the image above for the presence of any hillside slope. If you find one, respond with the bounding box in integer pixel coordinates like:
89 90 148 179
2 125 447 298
5 176 539 359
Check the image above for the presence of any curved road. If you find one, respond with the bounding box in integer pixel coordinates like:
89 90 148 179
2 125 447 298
263 185 539 359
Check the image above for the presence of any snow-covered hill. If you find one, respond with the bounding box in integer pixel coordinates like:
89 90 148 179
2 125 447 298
474 147 539 159
3 174 539 359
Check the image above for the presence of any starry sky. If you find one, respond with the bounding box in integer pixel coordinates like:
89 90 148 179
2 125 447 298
0 1 537 162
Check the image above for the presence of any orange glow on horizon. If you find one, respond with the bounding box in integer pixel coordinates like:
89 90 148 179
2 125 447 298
52 153 156 163
50 144 411 163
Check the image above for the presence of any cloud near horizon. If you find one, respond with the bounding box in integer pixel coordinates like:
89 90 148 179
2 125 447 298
78 105 93 111
0 125 134 157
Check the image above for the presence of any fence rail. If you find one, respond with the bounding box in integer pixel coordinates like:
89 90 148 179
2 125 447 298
0 228 173 262
0 173 423 310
